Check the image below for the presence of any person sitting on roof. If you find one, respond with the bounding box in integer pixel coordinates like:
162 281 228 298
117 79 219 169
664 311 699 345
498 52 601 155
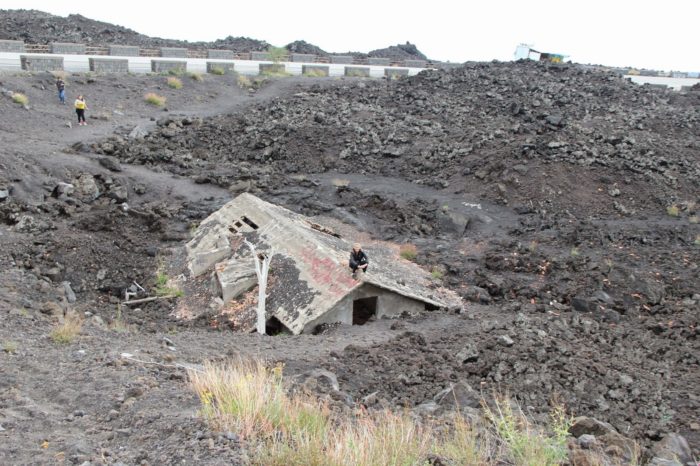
349 243 368 277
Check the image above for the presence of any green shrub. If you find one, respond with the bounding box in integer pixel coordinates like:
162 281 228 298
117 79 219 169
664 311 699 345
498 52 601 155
144 93 166 106
188 72 204 81
167 77 183 89
399 243 418 261
431 267 444 280
167 68 185 76
210 67 226 76
267 46 288 64
666 205 679 216
12 93 28 105
155 271 183 297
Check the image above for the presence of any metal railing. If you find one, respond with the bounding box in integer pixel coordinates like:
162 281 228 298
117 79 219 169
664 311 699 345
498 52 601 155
12 41 437 68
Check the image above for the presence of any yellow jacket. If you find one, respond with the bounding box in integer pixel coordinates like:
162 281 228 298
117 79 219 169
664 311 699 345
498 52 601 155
74 99 86 110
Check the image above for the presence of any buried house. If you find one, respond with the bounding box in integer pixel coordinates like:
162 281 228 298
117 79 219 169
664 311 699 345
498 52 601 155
179 193 462 334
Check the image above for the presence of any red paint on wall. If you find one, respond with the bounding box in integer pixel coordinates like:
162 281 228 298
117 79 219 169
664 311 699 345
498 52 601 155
300 246 357 296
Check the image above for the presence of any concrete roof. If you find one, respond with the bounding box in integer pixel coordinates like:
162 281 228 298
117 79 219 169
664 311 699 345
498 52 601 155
184 193 461 334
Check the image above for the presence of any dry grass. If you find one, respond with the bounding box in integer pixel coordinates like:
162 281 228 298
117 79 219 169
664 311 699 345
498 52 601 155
167 77 183 89
188 72 204 81
50 313 83 344
483 396 571 466
236 74 252 88
399 243 418 261
431 267 444 280
666 205 680 216
209 66 226 76
2 340 18 354
190 359 590 465
144 93 166 106
12 93 28 105
331 178 350 187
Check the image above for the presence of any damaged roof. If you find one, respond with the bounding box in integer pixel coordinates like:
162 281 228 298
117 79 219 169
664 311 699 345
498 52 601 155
184 193 461 334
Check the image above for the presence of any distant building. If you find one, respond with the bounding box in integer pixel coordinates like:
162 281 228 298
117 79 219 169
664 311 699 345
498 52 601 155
514 43 568 63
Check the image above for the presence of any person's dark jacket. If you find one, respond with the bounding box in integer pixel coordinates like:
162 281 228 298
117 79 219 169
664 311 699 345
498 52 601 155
349 250 369 269
56 80 65 91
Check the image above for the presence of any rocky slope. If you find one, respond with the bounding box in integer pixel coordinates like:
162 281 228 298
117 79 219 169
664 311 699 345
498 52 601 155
0 9 431 60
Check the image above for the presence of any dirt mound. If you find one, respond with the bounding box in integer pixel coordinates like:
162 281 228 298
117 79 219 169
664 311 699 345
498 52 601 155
285 40 328 56
0 9 432 59
369 41 428 60
0 9 268 51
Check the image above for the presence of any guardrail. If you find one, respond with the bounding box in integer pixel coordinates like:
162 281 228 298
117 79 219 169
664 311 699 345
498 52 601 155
5 40 437 68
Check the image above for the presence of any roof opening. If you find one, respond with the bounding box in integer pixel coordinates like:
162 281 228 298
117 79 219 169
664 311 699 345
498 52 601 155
266 316 291 336
352 297 377 325
241 216 259 230
306 221 341 238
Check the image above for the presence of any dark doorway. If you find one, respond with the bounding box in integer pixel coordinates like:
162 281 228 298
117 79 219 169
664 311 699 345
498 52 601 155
353 297 377 325
265 316 291 335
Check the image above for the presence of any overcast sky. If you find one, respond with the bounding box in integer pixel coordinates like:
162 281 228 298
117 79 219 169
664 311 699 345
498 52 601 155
1 0 697 71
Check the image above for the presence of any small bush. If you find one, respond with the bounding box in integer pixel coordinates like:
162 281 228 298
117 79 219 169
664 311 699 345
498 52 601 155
667 205 679 216
261 68 291 78
144 93 166 106
12 93 28 105
237 74 252 88
484 396 571 466
570 247 580 257
50 313 83 344
2 341 18 354
399 243 418 261
188 72 204 81
167 77 183 89
267 46 288 64
110 305 130 333
210 67 226 76
167 68 185 76
155 271 183 297
431 267 444 280
688 215 698 224
331 178 350 187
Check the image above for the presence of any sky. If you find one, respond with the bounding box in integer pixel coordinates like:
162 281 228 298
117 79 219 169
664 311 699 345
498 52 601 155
1 0 698 71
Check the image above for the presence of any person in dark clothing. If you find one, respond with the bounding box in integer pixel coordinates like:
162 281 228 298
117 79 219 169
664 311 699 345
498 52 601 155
56 78 65 104
349 243 368 277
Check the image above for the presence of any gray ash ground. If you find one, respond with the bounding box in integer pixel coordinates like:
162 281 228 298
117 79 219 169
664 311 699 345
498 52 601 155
0 60 698 465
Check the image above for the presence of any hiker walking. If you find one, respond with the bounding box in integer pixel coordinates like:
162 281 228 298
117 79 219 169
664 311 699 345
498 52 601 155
56 77 65 104
349 243 369 278
74 95 87 126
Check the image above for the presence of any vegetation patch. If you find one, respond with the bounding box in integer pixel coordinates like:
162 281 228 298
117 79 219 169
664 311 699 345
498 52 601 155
144 93 166 106
2 340 18 354
50 313 83 344
666 205 679 217
190 359 587 466
155 270 183 297
188 72 204 81
12 93 28 105
209 67 226 76
167 77 183 89
399 243 418 261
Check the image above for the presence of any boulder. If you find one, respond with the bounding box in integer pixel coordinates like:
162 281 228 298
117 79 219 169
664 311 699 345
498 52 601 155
433 380 480 409
650 433 693 466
